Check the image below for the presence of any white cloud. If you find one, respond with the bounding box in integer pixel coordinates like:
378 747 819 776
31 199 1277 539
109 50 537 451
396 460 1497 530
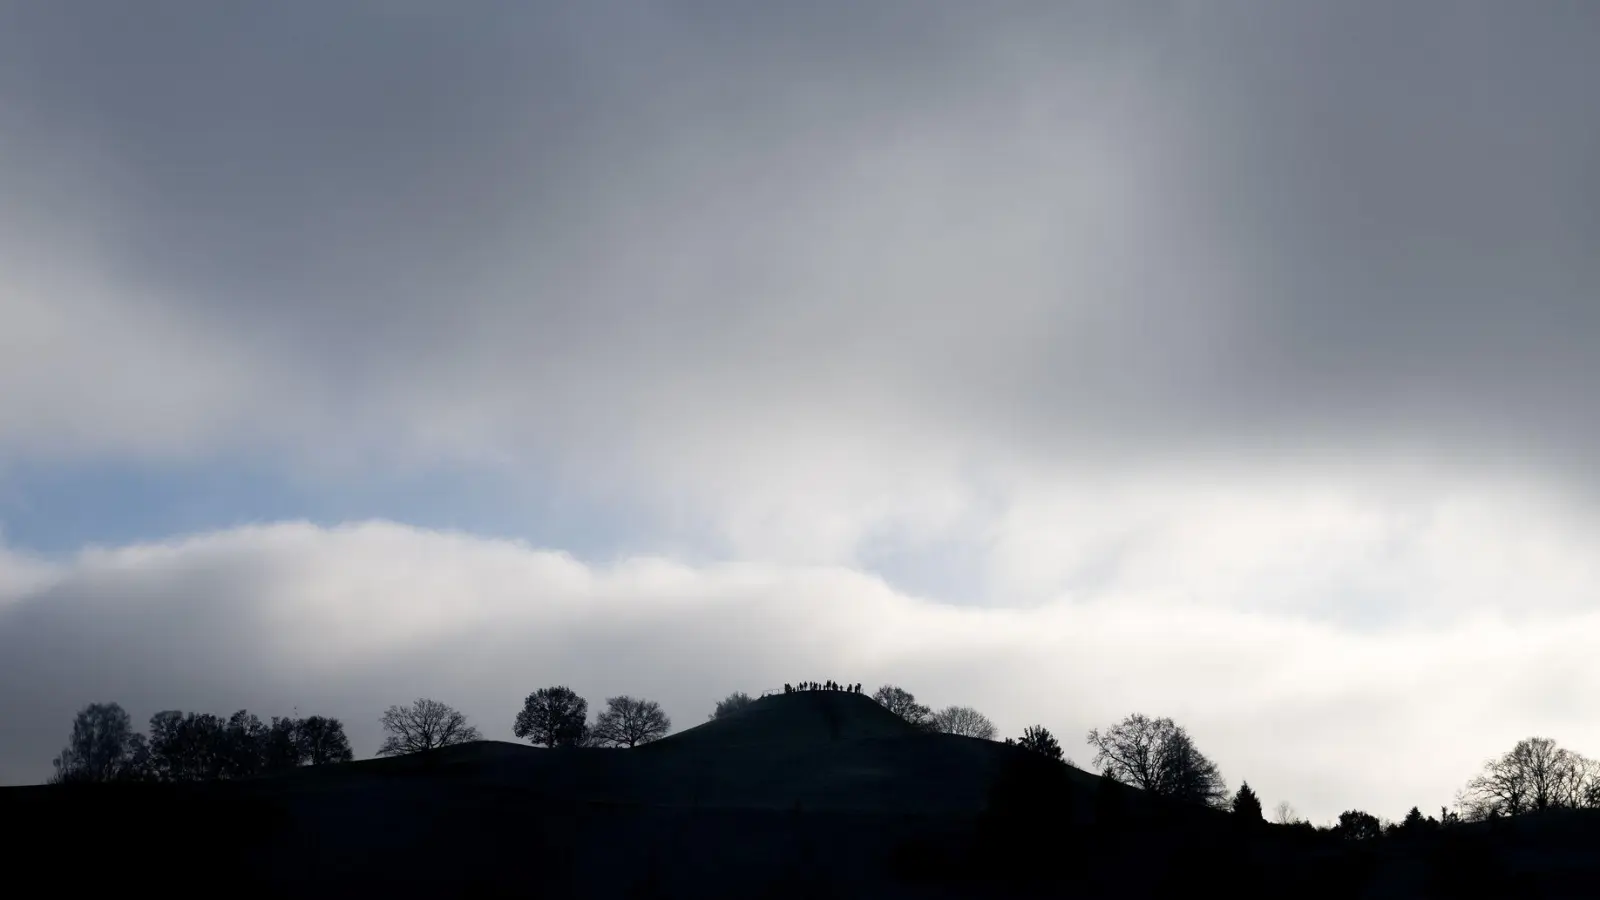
4 517 1599 825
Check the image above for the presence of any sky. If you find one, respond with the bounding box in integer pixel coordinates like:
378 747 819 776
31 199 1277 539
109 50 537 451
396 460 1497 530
2 0 1599 824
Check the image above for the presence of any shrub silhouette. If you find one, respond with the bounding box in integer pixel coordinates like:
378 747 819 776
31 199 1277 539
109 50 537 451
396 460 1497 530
1015 725 1063 761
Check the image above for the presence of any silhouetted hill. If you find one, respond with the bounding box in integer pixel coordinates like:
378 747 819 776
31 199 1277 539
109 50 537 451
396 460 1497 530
7 695 1600 898
658 689 922 747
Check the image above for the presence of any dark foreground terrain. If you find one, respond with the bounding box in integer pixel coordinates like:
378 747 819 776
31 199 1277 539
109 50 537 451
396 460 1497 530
6 691 1599 898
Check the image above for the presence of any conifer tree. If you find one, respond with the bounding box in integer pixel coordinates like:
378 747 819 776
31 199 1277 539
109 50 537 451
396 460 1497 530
1232 781 1264 821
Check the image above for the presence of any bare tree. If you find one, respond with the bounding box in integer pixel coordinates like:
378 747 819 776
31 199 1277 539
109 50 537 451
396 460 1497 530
871 685 932 728
513 686 589 748
590 696 671 748
709 691 754 720
378 698 481 756
1087 713 1228 808
1274 800 1299 825
932 705 997 740
1457 736 1592 820
51 702 138 784
1582 757 1600 809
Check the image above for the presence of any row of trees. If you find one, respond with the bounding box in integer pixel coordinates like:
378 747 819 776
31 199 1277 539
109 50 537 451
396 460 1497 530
1287 735 1600 834
510 688 672 748
371 690 675 756
868 685 999 739
51 702 353 784
1011 710 1600 830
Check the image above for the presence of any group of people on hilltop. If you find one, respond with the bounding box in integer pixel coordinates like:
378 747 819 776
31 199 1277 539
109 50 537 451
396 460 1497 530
784 681 861 694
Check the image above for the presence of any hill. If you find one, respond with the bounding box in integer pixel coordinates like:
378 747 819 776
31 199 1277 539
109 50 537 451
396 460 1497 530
6 691 1600 898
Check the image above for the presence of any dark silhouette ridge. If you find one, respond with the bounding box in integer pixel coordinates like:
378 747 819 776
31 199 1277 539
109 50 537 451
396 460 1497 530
16 694 1600 897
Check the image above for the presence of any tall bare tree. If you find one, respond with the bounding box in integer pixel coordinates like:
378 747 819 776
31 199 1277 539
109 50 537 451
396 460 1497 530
1458 736 1593 819
378 698 481 756
931 705 997 740
871 685 932 728
590 696 672 748
1087 713 1228 808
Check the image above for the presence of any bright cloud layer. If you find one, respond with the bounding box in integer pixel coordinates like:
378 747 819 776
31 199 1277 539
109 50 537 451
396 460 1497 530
4 517 1599 824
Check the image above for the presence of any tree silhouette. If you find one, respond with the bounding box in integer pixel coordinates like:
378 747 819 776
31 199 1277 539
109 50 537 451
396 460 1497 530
1015 725 1064 761
148 710 228 781
513 686 588 748
297 715 354 764
221 710 268 779
1273 800 1299 825
710 691 754 720
1336 810 1383 841
1398 806 1431 837
932 705 997 740
1458 736 1593 820
1087 713 1228 808
51 702 138 784
379 698 482 756
871 685 932 728
1232 781 1264 821
262 716 304 772
590 696 671 748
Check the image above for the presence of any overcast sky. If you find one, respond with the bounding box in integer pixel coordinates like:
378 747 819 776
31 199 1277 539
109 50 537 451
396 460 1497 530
3 1 1599 824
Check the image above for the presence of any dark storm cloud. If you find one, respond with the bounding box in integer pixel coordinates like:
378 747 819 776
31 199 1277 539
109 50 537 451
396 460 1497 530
5 1 1596 481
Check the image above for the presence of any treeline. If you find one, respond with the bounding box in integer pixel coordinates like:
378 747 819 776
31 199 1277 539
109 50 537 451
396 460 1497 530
370 689 675 753
50 702 352 784
45 686 1600 832
1002 709 1600 832
869 686 1600 831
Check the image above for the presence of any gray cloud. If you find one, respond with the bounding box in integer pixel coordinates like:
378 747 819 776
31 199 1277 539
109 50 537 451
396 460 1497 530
4 2 1596 484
